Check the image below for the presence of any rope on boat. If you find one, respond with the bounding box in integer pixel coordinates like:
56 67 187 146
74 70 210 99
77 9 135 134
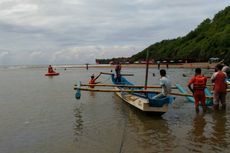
119 124 126 153
118 113 127 153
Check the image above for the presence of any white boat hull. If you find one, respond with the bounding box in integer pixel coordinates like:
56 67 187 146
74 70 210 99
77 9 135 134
114 87 168 112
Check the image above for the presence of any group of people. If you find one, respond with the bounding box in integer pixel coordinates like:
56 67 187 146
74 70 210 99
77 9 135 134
154 64 229 113
187 64 229 113
88 61 229 113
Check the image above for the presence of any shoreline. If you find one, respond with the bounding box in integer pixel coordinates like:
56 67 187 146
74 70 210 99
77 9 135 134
56 62 217 69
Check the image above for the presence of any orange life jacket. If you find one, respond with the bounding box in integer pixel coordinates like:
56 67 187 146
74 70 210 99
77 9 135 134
193 75 206 90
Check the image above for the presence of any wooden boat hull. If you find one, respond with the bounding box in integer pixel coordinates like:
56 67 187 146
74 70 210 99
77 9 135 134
114 87 169 112
45 72 59 76
111 75 174 113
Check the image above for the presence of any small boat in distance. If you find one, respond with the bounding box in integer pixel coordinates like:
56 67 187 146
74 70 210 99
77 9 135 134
45 65 59 76
45 72 59 76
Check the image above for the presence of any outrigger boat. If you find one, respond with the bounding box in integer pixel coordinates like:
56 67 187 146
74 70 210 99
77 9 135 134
111 74 175 114
75 73 175 115
75 50 176 115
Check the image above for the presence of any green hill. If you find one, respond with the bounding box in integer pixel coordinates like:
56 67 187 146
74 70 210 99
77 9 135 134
130 6 230 63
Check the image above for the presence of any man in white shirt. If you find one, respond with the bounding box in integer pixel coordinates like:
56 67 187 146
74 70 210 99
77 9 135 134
154 69 171 99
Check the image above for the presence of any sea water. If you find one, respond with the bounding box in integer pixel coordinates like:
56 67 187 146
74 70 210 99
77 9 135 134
0 66 229 153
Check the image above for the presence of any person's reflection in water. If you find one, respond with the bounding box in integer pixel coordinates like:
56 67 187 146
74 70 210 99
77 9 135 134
186 114 207 152
210 111 227 151
89 91 95 98
73 106 83 141
191 114 207 143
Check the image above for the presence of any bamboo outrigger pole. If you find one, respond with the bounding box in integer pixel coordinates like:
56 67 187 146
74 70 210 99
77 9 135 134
73 87 215 99
100 72 134 76
78 83 177 89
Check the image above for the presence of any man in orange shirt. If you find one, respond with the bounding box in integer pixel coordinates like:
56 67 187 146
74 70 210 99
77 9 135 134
211 64 227 110
188 68 207 113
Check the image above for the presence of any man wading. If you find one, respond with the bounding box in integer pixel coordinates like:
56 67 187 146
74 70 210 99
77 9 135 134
188 68 207 113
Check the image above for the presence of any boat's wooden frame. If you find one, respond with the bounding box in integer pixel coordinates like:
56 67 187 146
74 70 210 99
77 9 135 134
113 86 168 112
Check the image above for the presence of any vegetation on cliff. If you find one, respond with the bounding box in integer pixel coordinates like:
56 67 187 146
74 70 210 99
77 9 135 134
96 6 230 64
130 6 230 63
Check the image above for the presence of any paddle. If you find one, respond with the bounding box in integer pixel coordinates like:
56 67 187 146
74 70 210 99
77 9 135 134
100 72 134 76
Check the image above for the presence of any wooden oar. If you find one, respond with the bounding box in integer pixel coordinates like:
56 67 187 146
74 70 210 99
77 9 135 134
74 87 214 99
100 72 134 76
78 83 177 89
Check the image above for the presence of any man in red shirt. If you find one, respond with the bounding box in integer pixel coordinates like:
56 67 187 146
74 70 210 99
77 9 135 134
211 64 227 110
188 68 207 113
89 73 101 88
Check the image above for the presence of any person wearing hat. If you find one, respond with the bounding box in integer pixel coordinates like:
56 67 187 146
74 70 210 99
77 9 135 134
89 73 101 88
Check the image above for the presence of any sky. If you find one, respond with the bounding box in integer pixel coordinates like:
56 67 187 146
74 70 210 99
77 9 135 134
0 0 229 65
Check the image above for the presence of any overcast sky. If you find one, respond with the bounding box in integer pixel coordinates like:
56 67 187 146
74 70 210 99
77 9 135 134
0 0 229 65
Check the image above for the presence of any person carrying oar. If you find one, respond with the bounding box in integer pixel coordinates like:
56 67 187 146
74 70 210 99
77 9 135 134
187 68 207 113
89 73 101 88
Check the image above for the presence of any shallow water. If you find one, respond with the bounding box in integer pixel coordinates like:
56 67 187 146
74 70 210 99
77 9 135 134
0 66 229 153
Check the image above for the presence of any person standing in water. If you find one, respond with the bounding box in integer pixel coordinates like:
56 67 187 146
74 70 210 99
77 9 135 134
89 73 101 88
211 64 227 110
115 62 122 82
187 68 207 113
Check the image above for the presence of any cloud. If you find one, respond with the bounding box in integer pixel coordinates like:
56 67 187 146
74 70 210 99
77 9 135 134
0 0 229 65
